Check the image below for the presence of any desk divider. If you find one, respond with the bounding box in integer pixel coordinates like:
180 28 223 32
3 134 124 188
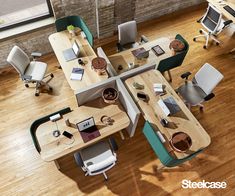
75 76 141 137
97 47 118 77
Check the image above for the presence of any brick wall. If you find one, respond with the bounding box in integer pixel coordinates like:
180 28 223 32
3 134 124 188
0 0 205 67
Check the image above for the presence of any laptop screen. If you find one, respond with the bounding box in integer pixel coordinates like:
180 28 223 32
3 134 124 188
72 41 80 56
76 117 95 132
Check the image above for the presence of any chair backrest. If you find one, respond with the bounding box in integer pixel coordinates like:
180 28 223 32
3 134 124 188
81 141 117 175
55 15 93 46
143 121 202 167
118 20 137 46
157 34 189 73
194 63 224 95
7 46 30 76
201 4 222 33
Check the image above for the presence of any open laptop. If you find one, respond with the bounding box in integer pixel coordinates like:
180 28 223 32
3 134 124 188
62 41 80 62
76 117 100 142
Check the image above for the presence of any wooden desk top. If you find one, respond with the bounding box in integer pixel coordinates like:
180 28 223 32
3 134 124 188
125 70 211 159
49 31 108 91
207 0 235 21
36 98 130 162
108 37 172 75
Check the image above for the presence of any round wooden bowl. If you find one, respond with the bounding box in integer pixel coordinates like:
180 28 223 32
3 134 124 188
169 132 192 153
102 88 119 104
91 57 107 75
169 39 185 52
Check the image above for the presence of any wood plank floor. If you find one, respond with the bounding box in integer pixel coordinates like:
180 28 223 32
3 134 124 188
1 4 235 196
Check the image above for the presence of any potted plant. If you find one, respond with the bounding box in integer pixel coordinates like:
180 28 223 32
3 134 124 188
67 25 75 36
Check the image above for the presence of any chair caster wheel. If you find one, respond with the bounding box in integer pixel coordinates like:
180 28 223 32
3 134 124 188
199 30 203 34
203 45 207 49
25 84 29 88
193 38 196 42
216 42 219 46
35 93 39 96
50 73 54 78
49 87 53 91
200 106 204 111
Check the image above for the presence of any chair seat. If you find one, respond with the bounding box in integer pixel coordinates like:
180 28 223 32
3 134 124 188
25 61 47 81
81 141 115 172
178 81 207 106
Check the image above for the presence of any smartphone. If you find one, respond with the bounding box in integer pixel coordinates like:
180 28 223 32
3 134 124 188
62 131 73 139
137 92 147 100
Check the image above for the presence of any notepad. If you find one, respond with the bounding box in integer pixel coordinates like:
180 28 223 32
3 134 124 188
70 68 84 80
153 83 163 93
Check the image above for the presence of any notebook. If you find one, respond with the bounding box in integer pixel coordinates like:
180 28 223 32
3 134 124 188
152 45 165 56
70 68 84 80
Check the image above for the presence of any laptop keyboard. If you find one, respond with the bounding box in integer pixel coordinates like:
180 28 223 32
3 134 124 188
223 5 235 17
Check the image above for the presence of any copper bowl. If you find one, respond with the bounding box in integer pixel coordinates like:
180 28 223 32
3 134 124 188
102 88 119 104
169 132 192 153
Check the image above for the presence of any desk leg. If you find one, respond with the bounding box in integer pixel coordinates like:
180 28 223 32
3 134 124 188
119 130 125 140
157 163 165 171
54 160 60 170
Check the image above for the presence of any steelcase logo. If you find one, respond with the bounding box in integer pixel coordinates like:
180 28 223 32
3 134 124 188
182 180 227 189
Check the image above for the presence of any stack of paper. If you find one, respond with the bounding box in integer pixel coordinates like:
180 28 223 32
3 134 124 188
70 68 84 80
153 83 163 93
157 99 170 116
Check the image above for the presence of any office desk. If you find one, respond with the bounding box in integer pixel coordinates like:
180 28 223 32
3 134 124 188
36 97 130 163
125 70 211 159
49 31 108 91
108 37 172 75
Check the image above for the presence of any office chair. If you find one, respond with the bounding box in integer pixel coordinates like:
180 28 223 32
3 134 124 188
193 4 233 49
176 63 224 110
143 121 203 170
117 20 149 52
74 138 118 180
157 34 189 82
55 15 93 47
7 46 54 96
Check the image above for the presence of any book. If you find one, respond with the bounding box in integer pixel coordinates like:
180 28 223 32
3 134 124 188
131 47 146 57
70 68 84 80
151 45 165 56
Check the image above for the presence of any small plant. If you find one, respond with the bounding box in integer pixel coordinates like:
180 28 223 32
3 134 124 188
67 25 75 31
0 19 5 24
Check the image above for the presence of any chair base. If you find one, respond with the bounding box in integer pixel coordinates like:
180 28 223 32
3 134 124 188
24 73 54 96
193 29 220 49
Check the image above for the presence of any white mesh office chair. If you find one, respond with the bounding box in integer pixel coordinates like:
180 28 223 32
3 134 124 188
177 63 224 110
74 139 118 180
117 20 149 52
193 4 232 49
7 46 53 96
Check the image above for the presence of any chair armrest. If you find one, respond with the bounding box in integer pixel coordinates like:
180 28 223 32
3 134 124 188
223 20 233 29
181 72 191 80
140 35 149 44
31 52 42 57
116 42 123 52
204 93 215 101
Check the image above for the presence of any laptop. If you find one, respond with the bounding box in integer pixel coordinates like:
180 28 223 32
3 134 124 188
63 41 80 62
163 96 181 115
76 117 100 143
